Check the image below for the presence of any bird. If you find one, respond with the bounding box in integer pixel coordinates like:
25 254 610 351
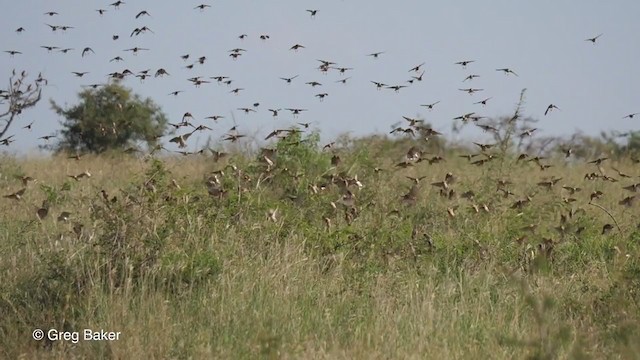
544 104 560 115
44 11 59 16
474 97 492 106
5 50 22 56
40 46 59 52
3 188 26 200
496 68 518 76
367 51 385 58
622 113 638 119
459 88 483 95
81 47 95 57
110 1 125 9
585 34 603 44
286 108 307 117
194 4 212 11
306 9 318 18
290 44 305 51
387 85 408 93
71 72 89 77
135 10 151 18
455 60 475 68
169 132 194 148
457 72 479 82
280 75 299 83
124 47 149 55
420 101 440 110
409 62 425 72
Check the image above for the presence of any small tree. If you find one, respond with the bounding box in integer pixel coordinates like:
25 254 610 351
49 82 168 153
0 70 44 142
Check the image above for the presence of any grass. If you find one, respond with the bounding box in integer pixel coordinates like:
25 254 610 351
1 132 640 359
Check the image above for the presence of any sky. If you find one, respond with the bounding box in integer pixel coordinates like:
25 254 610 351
1 1 639 155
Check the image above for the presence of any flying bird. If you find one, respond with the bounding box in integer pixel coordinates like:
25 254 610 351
420 101 440 110
496 68 518 76
280 75 299 83
409 62 425 72
544 104 560 115
585 33 603 43
455 60 475 68
81 47 95 57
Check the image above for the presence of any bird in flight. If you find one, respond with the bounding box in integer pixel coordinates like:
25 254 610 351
455 60 475 68
280 75 299 83
496 68 518 76
459 88 483 95
110 1 125 9
421 101 440 110
371 81 387 90
544 104 560 116
367 51 385 58
307 10 318 18
585 33 603 44
81 47 95 57
44 11 59 16
387 85 408 93
463 74 480 82
622 113 638 119
409 62 425 73
290 44 305 51
474 97 492 106
135 10 151 18
194 4 212 11
5 50 22 56
124 47 149 55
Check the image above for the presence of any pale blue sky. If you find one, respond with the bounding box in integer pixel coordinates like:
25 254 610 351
1 1 639 154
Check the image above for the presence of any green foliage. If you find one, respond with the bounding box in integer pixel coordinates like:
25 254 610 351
49 82 168 153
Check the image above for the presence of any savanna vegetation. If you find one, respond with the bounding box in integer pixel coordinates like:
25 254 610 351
1 97 640 359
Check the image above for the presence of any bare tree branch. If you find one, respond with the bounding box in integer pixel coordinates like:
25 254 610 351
0 70 44 143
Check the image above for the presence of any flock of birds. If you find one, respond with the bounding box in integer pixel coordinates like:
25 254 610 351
1 3 639 251
2 2 637 153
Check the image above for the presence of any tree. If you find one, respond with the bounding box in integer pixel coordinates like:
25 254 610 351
0 70 44 144
49 82 168 153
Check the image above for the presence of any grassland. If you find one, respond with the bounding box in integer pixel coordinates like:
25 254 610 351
1 132 639 359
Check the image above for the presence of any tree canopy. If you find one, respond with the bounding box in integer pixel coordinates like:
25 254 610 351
49 82 168 153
